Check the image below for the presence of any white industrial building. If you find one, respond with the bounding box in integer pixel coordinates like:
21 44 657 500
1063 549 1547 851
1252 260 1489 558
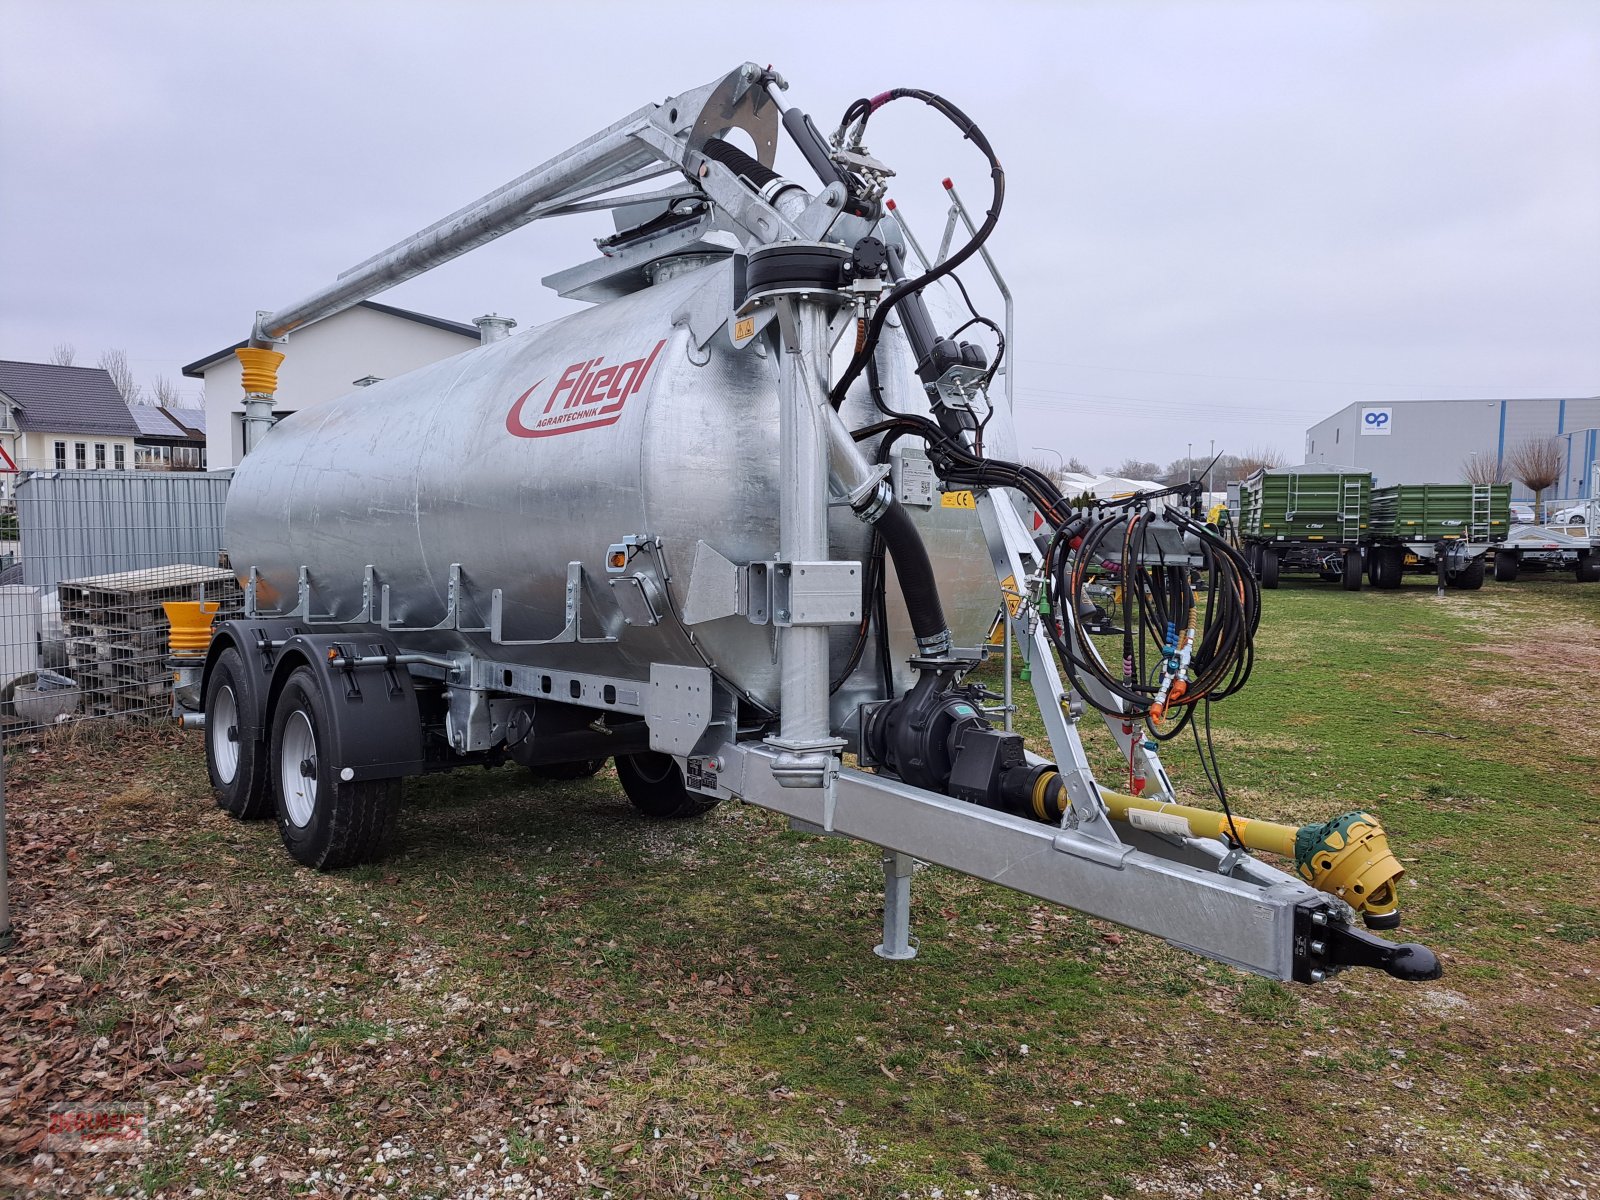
183 301 501 469
1304 396 1600 503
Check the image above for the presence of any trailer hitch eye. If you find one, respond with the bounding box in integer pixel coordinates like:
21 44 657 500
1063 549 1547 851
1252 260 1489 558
1296 907 1441 983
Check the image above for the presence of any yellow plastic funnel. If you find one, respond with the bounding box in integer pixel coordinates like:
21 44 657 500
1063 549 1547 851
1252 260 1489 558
164 600 219 656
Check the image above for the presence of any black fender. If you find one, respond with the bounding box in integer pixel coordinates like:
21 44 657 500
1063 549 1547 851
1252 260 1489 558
265 633 426 782
201 618 309 743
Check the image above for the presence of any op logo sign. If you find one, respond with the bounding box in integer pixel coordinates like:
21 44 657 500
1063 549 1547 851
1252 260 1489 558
1361 407 1393 436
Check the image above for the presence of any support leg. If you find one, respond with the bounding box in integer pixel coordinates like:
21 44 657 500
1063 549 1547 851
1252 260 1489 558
874 850 919 960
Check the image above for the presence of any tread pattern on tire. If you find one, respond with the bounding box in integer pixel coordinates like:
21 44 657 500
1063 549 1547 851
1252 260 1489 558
271 666 401 871
1450 556 1486 590
312 779 401 871
207 647 272 820
1259 547 1280 590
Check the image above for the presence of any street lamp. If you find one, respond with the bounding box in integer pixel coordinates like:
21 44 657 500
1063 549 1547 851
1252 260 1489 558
1032 446 1064 476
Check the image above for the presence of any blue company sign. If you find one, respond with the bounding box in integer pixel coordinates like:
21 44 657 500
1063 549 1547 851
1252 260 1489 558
1360 407 1393 435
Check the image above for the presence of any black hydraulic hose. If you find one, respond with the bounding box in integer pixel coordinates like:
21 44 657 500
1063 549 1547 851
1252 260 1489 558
875 498 949 649
827 89 1004 410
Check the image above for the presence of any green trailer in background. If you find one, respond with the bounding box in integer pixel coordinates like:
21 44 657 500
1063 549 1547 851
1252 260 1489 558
1238 466 1371 590
1366 483 1509 590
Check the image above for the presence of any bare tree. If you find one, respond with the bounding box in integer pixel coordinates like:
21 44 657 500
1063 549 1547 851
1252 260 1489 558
97 348 141 404
48 342 77 366
1461 450 1506 485
1063 455 1091 475
1234 445 1287 475
150 375 183 408
1108 458 1162 481
1507 436 1563 520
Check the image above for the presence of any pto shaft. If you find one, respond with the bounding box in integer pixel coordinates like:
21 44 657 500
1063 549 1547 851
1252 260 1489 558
1101 791 1405 929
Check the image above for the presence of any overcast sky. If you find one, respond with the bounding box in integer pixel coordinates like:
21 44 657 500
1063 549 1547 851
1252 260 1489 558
2 0 1595 471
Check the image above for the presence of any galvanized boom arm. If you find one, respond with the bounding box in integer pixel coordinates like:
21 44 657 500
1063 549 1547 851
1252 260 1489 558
249 63 784 347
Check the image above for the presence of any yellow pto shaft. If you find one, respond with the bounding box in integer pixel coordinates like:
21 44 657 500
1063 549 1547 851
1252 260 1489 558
1101 790 1404 929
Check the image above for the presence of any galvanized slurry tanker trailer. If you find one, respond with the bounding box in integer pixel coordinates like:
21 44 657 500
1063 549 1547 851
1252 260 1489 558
191 65 1440 987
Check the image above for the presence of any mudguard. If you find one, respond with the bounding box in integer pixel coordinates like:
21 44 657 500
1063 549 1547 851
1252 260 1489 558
265 633 426 782
202 618 309 742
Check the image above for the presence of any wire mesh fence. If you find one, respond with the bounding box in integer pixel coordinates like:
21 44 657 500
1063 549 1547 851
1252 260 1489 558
1 469 237 740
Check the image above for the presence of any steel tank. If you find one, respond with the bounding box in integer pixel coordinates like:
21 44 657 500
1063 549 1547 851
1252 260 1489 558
226 259 1011 724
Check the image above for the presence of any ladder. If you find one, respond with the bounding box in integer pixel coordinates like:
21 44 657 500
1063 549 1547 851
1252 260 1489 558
1339 477 1364 542
1469 484 1493 542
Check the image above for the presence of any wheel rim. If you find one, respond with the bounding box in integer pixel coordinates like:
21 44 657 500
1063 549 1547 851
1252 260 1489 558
210 685 240 784
279 709 318 828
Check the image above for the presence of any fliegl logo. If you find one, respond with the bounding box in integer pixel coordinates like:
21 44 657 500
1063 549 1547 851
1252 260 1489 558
505 339 666 438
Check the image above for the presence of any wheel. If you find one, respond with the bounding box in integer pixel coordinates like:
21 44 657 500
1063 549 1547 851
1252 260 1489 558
527 757 609 781
1447 556 1486 590
205 647 271 818
1260 547 1280 590
1246 543 1263 577
1367 551 1386 587
1342 550 1363 591
269 666 401 869
1577 554 1600 583
1493 550 1520 582
1374 546 1405 590
615 751 719 819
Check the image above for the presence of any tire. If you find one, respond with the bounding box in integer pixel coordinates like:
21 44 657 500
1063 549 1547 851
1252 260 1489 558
1246 543 1264 577
527 757 609 781
1493 550 1519 582
1342 550 1363 591
269 666 401 869
205 647 271 819
1577 554 1600 584
1260 547 1280 590
1447 556 1486 590
1373 546 1404 591
1367 551 1386 588
615 751 719 819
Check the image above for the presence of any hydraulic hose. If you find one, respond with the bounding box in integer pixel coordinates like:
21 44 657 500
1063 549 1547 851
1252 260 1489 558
827 88 1005 410
873 498 951 654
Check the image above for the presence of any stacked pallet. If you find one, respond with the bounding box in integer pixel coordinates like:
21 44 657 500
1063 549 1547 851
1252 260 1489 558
59 565 242 720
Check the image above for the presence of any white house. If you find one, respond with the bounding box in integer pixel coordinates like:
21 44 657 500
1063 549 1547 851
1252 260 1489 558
0 361 142 502
182 301 496 469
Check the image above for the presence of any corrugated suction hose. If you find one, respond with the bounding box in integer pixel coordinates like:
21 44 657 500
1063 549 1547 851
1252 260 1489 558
873 499 950 654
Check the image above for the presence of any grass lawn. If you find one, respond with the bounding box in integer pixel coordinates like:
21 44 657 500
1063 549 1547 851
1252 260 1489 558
1 574 1595 1198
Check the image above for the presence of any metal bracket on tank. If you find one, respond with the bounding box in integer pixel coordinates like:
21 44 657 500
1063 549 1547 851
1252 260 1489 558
378 564 491 634
488 561 619 647
248 565 356 625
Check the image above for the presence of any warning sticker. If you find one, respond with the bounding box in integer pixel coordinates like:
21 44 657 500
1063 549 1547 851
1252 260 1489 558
1127 807 1193 839
999 574 1023 619
733 316 755 342
940 490 977 509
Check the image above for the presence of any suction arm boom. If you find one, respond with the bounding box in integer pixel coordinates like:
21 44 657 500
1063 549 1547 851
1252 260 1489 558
250 63 782 346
